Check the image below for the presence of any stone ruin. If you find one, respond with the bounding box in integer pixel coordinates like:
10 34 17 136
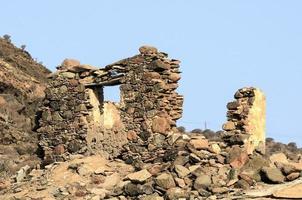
37 46 267 166
222 87 266 154
37 46 184 163
4 42 302 200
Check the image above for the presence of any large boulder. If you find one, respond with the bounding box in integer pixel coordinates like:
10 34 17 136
261 166 285 184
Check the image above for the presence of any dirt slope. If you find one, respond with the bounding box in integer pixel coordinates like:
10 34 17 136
0 37 51 177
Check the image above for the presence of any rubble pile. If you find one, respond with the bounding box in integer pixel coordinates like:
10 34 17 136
1 131 302 199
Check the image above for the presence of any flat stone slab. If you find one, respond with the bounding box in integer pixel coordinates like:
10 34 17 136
273 183 302 199
244 178 302 198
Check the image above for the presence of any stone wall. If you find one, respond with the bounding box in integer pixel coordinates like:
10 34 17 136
222 87 266 154
38 72 90 163
37 46 183 162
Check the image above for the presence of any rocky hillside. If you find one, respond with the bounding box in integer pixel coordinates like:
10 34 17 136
0 36 51 177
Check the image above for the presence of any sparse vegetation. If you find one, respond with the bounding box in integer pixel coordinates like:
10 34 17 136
3 34 11 42
20 45 26 51
191 128 202 133
177 126 186 133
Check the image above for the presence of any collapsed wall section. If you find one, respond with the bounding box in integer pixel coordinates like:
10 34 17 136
222 87 266 154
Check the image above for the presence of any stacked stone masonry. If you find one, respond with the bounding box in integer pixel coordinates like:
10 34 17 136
222 87 266 154
37 46 184 162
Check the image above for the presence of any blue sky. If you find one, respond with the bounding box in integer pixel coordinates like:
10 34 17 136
1 1 302 146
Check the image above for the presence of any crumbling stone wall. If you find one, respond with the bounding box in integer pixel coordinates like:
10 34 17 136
222 87 266 154
38 46 183 162
38 71 91 163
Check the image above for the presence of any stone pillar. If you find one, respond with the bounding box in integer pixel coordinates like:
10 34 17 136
222 87 266 154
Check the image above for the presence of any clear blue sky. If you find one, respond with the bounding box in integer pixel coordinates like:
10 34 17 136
1 1 302 146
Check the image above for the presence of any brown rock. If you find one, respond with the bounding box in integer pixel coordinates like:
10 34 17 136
152 116 171 135
174 177 186 188
235 179 250 190
61 58 80 68
194 174 212 190
148 164 162 176
286 172 300 181
0 179 10 191
222 121 236 131
79 76 94 85
100 173 121 190
242 154 270 172
155 173 176 189
140 194 164 200
126 107 135 114
238 173 254 186
166 187 188 200
54 144 65 155
0 96 6 105
127 130 138 141
270 153 288 164
227 146 249 169
60 71 76 79
276 162 297 175
211 187 228 194
168 73 181 82
188 138 209 150
183 177 193 187
90 188 108 198
126 169 152 183
139 45 158 55
168 83 178 90
208 143 221 154
143 72 161 79
174 165 190 178
227 101 240 110
273 183 302 199
69 79 79 86
68 64 97 73
152 60 171 70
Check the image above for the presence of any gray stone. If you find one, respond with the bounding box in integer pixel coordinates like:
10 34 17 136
124 182 142 196
261 166 285 184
